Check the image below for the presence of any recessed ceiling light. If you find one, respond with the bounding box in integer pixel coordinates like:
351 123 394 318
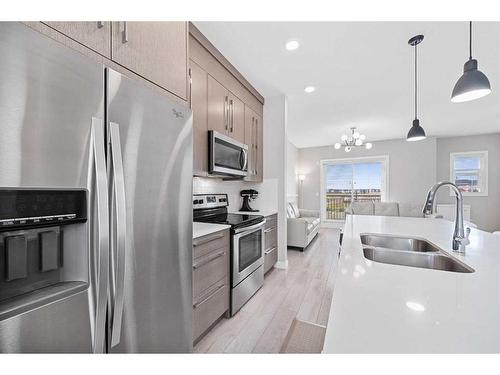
285 39 300 51
406 301 425 312
304 86 315 93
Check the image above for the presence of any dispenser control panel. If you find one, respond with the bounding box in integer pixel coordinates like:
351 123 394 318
0 189 87 229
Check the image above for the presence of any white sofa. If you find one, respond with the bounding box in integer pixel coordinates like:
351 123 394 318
286 202 320 250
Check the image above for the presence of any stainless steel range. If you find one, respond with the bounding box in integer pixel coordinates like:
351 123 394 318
193 194 265 315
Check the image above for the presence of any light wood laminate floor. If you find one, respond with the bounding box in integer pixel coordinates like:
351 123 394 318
194 228 340 353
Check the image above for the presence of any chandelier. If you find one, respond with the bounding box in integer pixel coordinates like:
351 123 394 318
334 127 372 152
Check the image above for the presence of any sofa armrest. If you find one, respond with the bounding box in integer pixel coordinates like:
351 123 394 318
287 217 308 234
299 209 320 218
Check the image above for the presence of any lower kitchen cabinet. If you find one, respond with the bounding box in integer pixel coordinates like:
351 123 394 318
192 229 230 343
263 214 278 274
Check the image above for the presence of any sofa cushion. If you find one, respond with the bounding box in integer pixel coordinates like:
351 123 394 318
290 202 300 218
287 203 297 218
302 217 320 234
374 202 399 216
349 202 374 215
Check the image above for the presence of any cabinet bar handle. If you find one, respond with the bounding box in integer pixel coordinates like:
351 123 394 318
264 228 274 233
193 284 225 308
193 232 225 247
122 21 128 43
188 68 192 109
229 99 234 132
265 246 277 255
193 250 226 269
224 96 228 131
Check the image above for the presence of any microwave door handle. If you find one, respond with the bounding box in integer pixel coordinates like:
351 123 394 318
240 148 248 171
108 122 127 348
90 117 109 353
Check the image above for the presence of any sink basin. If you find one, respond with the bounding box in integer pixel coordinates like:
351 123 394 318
362 247 474 273
360 234 440 252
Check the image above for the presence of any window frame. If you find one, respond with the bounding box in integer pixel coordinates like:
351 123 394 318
319 155 389 225
449 150 488 197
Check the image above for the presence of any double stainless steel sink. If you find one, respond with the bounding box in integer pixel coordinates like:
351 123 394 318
360 234 474 273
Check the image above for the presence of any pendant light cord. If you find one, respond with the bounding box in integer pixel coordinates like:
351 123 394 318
414 42 418 120
469 21 473 59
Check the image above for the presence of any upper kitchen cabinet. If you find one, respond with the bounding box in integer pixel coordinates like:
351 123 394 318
244 105 263 182
191 61 209 176
228 93 245 143
111 22 188 100
43 22 111 58
207 75 229 136
207 75 245 143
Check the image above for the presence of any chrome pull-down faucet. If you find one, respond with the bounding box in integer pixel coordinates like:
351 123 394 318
423 182 470 253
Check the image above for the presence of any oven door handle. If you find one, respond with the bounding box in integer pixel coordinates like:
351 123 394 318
233 220 266 234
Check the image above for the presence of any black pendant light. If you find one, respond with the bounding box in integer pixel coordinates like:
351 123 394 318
407 35 426 142
451 22 491 103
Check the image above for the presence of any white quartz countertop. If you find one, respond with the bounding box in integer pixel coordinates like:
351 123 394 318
231 210 278 217
323 215 500 353
193 222 230 239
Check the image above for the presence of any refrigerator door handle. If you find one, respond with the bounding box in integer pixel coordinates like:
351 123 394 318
91 117 110 353
109 122 127 348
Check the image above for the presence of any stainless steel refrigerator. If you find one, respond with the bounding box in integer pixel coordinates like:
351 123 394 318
0 22 193 353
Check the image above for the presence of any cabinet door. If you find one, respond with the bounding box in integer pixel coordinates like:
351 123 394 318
254 113 263 182
190 62 208 176
43 22 111 57
228 93 245 143
207 75 229 135
111 22 188 100
244 105 257 181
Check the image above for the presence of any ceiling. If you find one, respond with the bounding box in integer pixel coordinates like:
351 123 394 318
194 22 500 148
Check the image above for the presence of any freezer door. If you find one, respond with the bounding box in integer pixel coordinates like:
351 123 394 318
107 69 193 353
0 23 106 353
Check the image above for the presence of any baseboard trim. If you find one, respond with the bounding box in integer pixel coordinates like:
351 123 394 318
274 260 288 269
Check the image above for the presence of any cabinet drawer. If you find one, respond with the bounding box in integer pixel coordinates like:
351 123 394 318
264 246 278 274
265 214 277 230
193 247 228 299
193 229 229 259
264 226 277 250
193 280 229 341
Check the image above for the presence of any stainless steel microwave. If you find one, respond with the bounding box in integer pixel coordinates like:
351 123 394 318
209 130 248 177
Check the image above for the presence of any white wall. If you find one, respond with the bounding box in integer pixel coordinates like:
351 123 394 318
193 177 278 212
298 137 437 210
264 95 288 268
436 133 500 232
286 140 299 205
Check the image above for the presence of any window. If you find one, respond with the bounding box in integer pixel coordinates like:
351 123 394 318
450 151 488 196
320 156 388 222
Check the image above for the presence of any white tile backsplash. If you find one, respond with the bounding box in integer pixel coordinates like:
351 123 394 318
193 177 278 213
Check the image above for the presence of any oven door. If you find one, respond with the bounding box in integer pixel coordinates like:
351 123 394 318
232 221 265 286
209 131 248 177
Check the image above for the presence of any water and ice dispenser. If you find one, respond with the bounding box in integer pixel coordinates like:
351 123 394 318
0 189 87 312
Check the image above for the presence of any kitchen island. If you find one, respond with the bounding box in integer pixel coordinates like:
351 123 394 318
323 215 500 353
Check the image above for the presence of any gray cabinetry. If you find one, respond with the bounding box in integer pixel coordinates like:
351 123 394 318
192 229 230 342
263 214 278 274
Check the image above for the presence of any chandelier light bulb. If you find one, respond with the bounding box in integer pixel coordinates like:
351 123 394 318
345 146 351 152
360 134 366 141
334 143 341 149
341 134 348 141
365 142 373 149
355 139 363 146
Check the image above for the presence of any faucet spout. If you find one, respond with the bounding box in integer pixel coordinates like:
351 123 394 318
422 182 470 253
